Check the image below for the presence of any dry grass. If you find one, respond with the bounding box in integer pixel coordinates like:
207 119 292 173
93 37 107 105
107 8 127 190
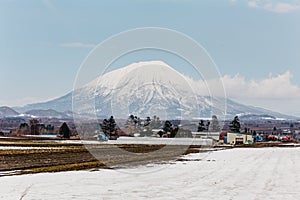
0 139 206 176
23 161 107 174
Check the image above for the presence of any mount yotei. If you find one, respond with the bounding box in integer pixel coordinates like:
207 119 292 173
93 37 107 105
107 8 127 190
15 61 294 120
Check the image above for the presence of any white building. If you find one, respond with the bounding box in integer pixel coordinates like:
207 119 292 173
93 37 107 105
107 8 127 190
191 131 220 141
227 132 253 145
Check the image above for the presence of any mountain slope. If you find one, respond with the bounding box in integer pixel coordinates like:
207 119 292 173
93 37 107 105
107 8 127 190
14 61 296 120
24 109 72 119
15 93 72 113
0 106 19 118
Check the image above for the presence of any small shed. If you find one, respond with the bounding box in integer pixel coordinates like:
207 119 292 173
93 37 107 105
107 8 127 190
294 130 300 142
192 132 220 141
227 132 253 145
0 130 11 136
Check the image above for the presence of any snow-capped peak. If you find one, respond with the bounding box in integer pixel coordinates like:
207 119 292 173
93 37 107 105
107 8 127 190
73 60 211 119
87 60 189 90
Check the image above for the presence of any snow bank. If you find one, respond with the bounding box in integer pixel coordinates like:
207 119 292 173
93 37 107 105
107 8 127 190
0 146 61 150
0 148 299 200
108 137 213 146
57 137 213 146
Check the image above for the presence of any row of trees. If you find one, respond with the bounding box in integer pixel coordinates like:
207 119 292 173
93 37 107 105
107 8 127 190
124 115 192 138
99 114 242 139
17 121 72 139
125 114 242 136
197 115 221 132
125 115 163 136
198 115 241 133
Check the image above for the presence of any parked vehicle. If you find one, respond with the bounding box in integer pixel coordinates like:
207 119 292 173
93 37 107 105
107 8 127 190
254 135 264 142
267 135 278 141
280 135 294 142
94 133 109 141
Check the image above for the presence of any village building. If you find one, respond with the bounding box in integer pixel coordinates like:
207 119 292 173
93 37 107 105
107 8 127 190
227 132 253 145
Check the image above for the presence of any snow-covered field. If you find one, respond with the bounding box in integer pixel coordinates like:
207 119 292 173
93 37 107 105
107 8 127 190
0 147 299 200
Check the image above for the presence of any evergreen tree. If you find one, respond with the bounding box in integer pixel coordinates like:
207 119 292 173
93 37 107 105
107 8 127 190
273 126 277 135
142 116 152 136
151 115 162 129
229 116 241 133
163 120 172 133
101 119 109 135
45 124 54 131
206 121 210 131
59 122 70 139
18 123 30 135
126 115 135 136
209 115 220 132
170 126 179 138
108 116 117 135
144 117 151 127
19 123 29 129
198 120 205 132
100 116 118 139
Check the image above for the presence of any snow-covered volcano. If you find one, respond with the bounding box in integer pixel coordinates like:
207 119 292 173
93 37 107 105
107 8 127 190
16 61 294 120
72 61 224 120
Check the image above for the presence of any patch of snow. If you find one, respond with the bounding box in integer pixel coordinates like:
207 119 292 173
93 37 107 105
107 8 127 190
107 137 213 146
56 137 213 146
276 117 287 121
262 117 275 120
18 113 37 118
0 146 62 150
0 148 299 199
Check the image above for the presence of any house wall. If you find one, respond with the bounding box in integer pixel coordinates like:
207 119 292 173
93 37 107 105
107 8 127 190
227 132 253 144
191 132 220 140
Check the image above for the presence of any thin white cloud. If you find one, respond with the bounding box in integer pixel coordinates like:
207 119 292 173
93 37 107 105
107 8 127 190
60 42 96 48
246 0 300 13
189 70 300 100
263 2 300 13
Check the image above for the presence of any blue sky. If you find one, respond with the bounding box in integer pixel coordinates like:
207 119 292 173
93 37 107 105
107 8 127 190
1 0 300 116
